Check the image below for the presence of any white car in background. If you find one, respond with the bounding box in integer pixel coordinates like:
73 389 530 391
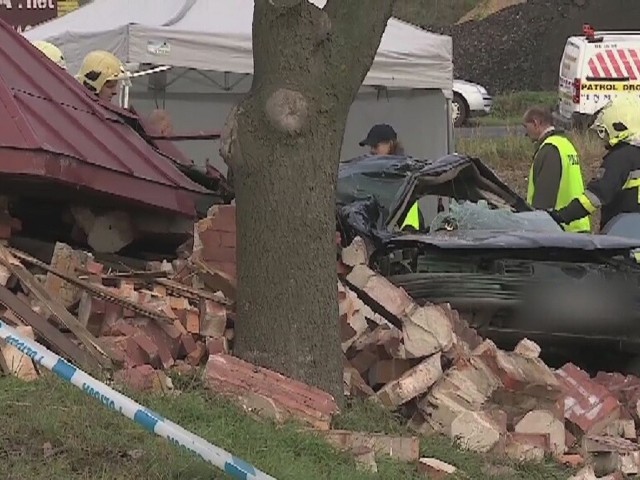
452 79 493 127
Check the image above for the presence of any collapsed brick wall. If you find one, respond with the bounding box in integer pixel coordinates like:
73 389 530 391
193 205 236 279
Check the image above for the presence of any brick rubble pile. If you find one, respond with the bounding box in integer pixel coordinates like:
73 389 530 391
1 205 640 477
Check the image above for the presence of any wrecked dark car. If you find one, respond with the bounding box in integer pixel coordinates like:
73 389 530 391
337 153 640 371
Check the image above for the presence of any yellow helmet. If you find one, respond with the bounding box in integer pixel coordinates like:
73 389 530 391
75 50 128 95
32 40 66 69
591 96 640 147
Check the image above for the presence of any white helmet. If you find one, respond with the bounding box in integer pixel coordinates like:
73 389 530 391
32 41 66 69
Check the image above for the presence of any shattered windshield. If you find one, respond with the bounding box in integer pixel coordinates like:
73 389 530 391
336 171 406 216
429 200 562 233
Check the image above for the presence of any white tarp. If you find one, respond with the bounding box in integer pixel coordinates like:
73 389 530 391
25 0 453 94
23 0 193 72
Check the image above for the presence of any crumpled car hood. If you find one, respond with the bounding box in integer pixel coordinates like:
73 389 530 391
337 153 530 247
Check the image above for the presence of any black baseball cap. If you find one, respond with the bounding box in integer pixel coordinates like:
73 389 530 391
359 124 397 147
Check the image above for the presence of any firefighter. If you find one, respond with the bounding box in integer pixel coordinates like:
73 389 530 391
76 50 128 102
31 40 66 69
523 106 591 233
549 96 640 231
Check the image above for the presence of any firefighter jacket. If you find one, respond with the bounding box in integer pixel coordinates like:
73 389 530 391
555 141 640 229
527 130 591 233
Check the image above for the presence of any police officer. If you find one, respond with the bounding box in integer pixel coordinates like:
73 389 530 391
549 96 640 230
359 125 423 231
523 106 591 232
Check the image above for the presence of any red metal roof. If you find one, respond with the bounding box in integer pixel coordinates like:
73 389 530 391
0 18 212 217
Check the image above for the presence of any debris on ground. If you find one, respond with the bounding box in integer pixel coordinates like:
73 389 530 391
3 208 640 477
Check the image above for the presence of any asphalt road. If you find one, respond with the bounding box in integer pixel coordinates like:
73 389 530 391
455 125 525 139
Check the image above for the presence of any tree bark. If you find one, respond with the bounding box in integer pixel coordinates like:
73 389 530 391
221 0 395 403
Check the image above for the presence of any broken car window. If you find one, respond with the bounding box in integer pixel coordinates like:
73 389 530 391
429 200 562 232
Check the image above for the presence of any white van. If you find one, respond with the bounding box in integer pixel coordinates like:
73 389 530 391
555 24 640 130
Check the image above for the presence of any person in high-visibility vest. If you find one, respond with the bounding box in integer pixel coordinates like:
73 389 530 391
549 96 640 231
523 106 591 233
359 124 423 231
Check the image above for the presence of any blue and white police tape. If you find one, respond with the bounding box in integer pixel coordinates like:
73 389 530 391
0 320 277 480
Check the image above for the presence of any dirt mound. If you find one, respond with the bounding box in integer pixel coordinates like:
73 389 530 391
457 0 526 24
431 0 640 93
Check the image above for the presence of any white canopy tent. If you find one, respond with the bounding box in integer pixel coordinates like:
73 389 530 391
24 0 192 73
25 0 454 170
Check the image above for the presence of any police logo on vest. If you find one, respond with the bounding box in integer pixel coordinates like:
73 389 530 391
568 153 580 166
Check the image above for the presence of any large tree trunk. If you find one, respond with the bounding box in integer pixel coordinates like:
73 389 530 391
220 0 394 403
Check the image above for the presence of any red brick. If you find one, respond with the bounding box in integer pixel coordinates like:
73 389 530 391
594 371 640 422
186 341 207 366
368 359 415 386
100 302 124 335
142 322 177 368
96 336 127 365
199 300 227 337
212 261 236 279
204 354 339 430
202 246 236 264
508 432 551 451
345 265 413 319
474 340 561 395
124 337 148 367
132 333 160 367
86 259 104 275
106 320 138 337
209 205 236 231
114 365 169 393
206 336 229 355
147 321 181 358
556 363 621 435
219 232 236 248
197 229 221 250
180 333 198 357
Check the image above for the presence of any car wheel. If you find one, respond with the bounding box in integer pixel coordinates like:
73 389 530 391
452 94 469 128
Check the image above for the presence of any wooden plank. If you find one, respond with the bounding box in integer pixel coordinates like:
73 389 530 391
7 248 172 323
0 247 113 369
0 286 100 373
156 278 233 305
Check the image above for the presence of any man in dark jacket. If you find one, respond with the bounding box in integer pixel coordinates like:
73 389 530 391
550 97 640 231
523 106 591 232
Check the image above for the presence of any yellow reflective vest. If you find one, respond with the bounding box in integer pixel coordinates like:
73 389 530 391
400 202 421 230
527 135 591 233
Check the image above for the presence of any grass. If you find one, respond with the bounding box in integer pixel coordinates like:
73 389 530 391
0 371 571 480
456 129 604 196
472 91 559 127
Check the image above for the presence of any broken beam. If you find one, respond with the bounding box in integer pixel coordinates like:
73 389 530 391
0 247 113 370
7 248 173 323
0 285 101 374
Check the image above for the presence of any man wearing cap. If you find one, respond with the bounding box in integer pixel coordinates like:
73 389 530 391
359 124 405 155
359 124 422 230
